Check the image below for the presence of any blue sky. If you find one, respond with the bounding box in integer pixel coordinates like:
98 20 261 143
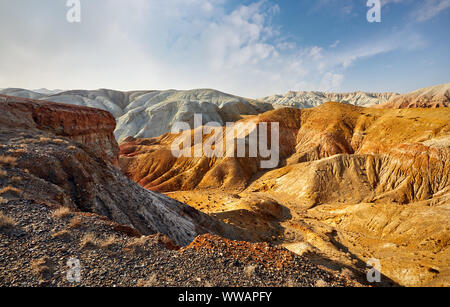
0 0 449 97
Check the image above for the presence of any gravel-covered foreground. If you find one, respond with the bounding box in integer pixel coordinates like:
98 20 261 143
0 200 362 287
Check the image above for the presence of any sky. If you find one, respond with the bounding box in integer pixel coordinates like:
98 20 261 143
0 0 449 98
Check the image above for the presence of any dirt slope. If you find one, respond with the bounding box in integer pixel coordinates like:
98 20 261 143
120 102 450 286
378 83 450 109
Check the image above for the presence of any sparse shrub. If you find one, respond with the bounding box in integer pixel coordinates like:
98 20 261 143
11 176 22 182
80 233 98 250
52 207 72 219
0 211 15 230
0 156 17 166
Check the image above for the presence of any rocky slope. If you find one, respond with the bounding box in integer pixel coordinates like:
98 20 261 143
0 199 360 287
120 102 450 286
378 83 450 109
0 95 244 246
260 91 398 108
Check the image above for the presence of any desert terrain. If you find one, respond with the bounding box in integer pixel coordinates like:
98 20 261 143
0 83 449 287
119 84 450 287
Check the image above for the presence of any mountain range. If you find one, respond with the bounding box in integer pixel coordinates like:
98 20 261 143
0 82 449 287
119 97 450 287
1 84 447 143
0 86 418 141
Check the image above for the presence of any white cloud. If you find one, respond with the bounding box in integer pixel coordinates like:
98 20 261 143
330 40 340 48
0 0 430 97
381 0 450 22
381 0 405 7
320 72 344 91
412 0 450 22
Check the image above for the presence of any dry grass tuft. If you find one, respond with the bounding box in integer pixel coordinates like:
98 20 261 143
315 279 328 287
0 211 15 230
100 235 120 249
8 148 26 154
0 186 22 196
0 156 17 166
124 236 149 254
52 139 67 145
68 216 83 229
244 265 257 277
80 233 98 250
31 257 54 280
52 207 72 219
51 229 72 241
38 137 52 143
136 273 158 287
285 278 298 287
10 176 22 182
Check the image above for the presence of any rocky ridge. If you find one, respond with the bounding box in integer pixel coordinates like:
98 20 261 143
378 83 450 109
260 91 398 108
0 87 402 141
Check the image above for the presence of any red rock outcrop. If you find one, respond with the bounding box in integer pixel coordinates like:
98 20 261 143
0 94 246 246
0 94 119 166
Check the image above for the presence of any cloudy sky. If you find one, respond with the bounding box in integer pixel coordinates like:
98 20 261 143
0 0 449 97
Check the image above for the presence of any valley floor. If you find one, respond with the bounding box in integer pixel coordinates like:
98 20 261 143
166 188 449 287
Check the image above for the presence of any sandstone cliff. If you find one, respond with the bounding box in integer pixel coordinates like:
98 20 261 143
0 94 119 166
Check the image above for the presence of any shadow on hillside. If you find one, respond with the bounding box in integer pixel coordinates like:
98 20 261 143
304 251 401 287
303 230 401 287
211 205 292 244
